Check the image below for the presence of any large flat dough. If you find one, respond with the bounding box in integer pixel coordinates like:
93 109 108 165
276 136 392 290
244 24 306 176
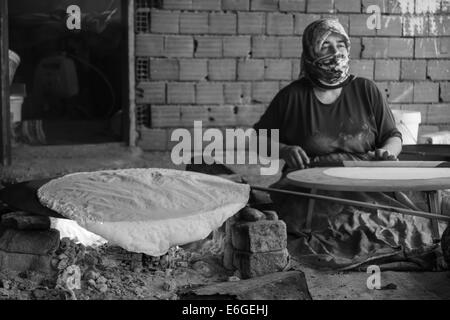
324 167 450 180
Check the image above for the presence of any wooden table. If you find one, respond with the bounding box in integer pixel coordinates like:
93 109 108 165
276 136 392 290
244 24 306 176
286 167 450 241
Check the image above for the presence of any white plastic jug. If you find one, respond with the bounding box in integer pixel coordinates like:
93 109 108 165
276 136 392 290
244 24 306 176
391 110 421 145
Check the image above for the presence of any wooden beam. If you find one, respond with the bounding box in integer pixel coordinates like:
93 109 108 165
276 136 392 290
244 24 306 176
0 0 11 165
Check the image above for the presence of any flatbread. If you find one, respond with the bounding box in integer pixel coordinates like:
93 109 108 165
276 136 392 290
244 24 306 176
324 167 450 180
38 168 250 255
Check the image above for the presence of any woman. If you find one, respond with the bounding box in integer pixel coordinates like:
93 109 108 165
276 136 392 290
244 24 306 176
254 19 445 270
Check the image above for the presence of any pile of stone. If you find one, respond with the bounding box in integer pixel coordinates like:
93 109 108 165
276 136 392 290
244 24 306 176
223 206 289 279
0 212 60 274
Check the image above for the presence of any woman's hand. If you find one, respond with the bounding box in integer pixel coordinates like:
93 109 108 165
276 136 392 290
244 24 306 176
280 145 310 169
368 148 398 161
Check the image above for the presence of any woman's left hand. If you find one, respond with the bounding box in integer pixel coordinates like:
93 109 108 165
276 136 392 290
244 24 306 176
368 149 398 161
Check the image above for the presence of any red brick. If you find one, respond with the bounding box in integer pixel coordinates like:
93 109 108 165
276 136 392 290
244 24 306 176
431 15 450 36
280 36 302 58
362 37 389 58
231 220 287 253
179 59 207 81
427 104 450 124
138 128 168 151
279 0 306 12
195 37 223 57
167 82 196 104
252 36 280 57
180 105 209 126
136 82 166 104
223 36 251 57
208 59 236 80
151 105 181 127
400 59 426 80
378 15 402 36
350 59 374 79
250 0 278 11
136 35 164 56
294 13 321 34
374 60 400 80
151 10 179 34
196 83 224 104
238 59 265 80
350 37 362 58
415 38 450 58
267 13 294 35
349 14 376 36
403 16 429 36
192 0 221 10
150 59 179 80
163 0 192 10
252 81 279 103
238 12 265 34
388 82 414 103
265 59 292 80
235 104 266 125
440 82 450 102
428 60 450 80
307 0 334 13
335 0 361 13
413 82 439 103
164 36 194 58
224 82 252 104
292 59 301 79
180 12 208 34
222 0 250 10
389 38 414 58
209 13 237 35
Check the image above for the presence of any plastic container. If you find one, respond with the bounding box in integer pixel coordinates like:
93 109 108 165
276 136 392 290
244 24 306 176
8 50 21 85
10 95 24 123
391 110 421 145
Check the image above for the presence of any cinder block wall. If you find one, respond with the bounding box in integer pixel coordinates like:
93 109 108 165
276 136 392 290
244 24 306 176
134 0 450 150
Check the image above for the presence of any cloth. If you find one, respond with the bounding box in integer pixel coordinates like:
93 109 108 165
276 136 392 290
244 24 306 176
300 18 351 88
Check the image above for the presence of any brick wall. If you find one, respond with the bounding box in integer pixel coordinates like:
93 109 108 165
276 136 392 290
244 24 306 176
134 0 450 150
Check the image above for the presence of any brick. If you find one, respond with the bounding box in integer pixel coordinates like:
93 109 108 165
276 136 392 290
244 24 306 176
136 82 165 104
279 0 306 11
136 35 164 56
335 0 361 12
0 228 59 255
428 60 450 80
349 14 376 36
389 82 414 103
138 128 168 151
362 37 389 58
0 250 52 274
415 38 450 58
223 0 250 10
210 13 237 35
196 83 224 104
238 12 265 34
361 0 392 13
375 81 389 99
378 15 402 36
150 59 179 80
389 38 414 58
192 0 221 10
233 248 289 278
180 12 208 34
163 0 192 10
413 82 439 103
440 82 450 102
374 60 400 80
167 82 196 104
195 37 223 58
151 105 181 127
267 13 294 35
224 82 252 104
238 59 265 80
231 220 287 252
307 0 334 13
350 59 374 79
209 105 237 126
427 104 450 124
223 36 251 57
1 212 50 230
164 36 194 58
250 0 278 11
431 15 450 36
252 36 280 57
280 36 302 58
180 105 209 126
415 0 439 14
350 37 362 58
265 59 292 80
399 104 428 123
236 104 266 125
401 59 426 80
179 59 207 80
252 81 279 102
403 16 429 36
151 10 179 34
292 59 301 79
208 59 236 80
294 13 321 34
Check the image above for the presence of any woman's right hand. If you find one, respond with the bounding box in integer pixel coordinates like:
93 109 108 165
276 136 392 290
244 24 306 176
280 145 310 169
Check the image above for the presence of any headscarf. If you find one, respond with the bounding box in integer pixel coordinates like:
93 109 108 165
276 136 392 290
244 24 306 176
300 19 353 89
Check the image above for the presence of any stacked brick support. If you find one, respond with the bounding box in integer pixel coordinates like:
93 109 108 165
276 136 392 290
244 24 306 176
135 0 450 150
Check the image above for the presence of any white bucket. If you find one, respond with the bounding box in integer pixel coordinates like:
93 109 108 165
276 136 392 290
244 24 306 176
10 95 24 123
391 110 421 145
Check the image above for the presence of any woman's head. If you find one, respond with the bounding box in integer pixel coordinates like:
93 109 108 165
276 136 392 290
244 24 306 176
301 19 352 89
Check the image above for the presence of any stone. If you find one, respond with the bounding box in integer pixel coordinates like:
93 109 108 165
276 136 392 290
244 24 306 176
231 220 287 253
0 228 60 255
83 270 100 281
238 207 266 222
192 261 213 277
1 212 51 230
0 250 52 273
263 210 278 220
32 288 47 299
97 283 108 293
163 279 177 291
233 249 289 279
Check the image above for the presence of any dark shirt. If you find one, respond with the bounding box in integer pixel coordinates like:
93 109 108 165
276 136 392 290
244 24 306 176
254 76 402 163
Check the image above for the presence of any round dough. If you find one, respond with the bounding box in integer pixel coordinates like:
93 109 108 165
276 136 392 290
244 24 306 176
324 167 450 180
